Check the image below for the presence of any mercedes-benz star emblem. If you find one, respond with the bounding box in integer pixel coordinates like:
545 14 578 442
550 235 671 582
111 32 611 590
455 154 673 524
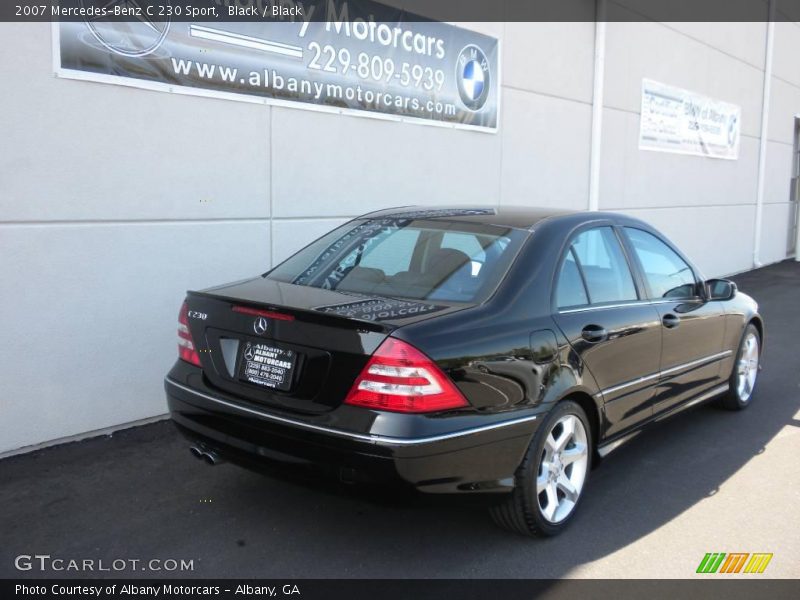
244 344 255 361
253 317 269 335
82 0 171 58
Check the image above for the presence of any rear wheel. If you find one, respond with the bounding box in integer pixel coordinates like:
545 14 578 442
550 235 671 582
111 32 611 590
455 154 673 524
489 400 591 537
719 324 761 411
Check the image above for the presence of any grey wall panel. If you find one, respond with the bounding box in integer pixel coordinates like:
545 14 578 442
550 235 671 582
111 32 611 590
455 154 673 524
621 204 755 277
500 88 592 210
0 222 270 453
604 20 764 138
270 106 503 218
0 24 271 223
599 108 759 210
503 22 595 104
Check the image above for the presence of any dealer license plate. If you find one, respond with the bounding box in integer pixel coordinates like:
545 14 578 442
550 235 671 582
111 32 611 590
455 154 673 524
238 341 297 391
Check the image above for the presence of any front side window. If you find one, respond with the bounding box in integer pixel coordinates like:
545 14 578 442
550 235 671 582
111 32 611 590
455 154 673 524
556 227 638 308
267 218 526 303
625 228 697 299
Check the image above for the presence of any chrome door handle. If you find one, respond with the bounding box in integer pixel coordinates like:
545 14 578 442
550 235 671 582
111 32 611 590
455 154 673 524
662 314 680 329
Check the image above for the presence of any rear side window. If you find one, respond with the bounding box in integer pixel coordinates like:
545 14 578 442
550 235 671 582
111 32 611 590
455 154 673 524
267 218 526 303
556 249 589 309
556 227 638 309
625 228 697 299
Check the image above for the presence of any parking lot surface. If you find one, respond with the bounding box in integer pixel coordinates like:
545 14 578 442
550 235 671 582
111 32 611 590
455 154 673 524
2 261 798 579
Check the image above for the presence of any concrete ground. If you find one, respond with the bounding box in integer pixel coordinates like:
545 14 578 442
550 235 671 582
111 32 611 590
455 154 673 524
1 261 798 579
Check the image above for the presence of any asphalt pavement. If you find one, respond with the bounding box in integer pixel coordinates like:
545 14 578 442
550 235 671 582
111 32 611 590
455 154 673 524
1 260 798 579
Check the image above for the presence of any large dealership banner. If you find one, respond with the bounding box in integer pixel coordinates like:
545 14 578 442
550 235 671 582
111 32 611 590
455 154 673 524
639 79 741 160
54 1 500 132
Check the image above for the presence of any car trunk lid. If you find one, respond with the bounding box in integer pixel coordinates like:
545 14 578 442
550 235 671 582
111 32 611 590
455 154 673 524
183 277 468 414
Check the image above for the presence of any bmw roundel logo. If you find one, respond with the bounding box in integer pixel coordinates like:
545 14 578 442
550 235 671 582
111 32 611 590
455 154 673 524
456 45 491 112
253 317 269 336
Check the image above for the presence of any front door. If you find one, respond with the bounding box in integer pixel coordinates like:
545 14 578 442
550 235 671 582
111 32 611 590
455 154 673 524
621 227 727 414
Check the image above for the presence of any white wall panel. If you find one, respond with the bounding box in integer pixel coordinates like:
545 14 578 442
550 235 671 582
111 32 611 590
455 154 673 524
500 88 592 209
772 22 800 88
604 20 764 138
1 17 799 452
270 106 502 218
665 22 767 69
767 77 800 145
503 22 595 103
621 204 755 277
0 222 270 453
763 140 795 205
759 202 793 265
0 24 271 223
599 108 759 210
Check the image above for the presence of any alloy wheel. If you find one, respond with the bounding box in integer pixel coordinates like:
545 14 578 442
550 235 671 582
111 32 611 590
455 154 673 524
736 332 759 402
536 414 589 523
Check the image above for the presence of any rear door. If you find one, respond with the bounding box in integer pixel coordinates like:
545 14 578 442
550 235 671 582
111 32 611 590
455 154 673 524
552 225 662 437
621 227 727 414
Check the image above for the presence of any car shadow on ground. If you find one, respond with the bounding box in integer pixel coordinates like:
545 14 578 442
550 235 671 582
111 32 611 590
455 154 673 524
1 261 798 578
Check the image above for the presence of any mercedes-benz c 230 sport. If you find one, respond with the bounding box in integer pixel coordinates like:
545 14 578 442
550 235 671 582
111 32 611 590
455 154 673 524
165 207 763 536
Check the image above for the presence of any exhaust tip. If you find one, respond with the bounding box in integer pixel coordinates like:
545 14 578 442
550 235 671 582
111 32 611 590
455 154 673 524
190 443 224 466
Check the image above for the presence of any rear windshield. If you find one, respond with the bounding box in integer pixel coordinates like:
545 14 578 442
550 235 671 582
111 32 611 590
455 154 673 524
267 218 528 303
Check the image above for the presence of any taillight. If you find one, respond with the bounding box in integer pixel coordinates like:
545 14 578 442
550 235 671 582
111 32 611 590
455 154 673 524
344 338 468 413
178 301 201 366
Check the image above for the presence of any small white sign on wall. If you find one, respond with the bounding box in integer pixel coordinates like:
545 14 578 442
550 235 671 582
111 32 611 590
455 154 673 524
639 79 741 160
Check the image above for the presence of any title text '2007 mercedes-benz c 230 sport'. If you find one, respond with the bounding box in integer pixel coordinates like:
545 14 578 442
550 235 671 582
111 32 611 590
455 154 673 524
165 207 763 537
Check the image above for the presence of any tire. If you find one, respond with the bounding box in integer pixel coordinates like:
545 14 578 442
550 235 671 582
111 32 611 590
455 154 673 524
718 323 761 411
489 400 592 537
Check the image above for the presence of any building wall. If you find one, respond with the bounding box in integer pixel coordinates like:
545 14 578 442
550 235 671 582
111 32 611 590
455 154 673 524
761 21 800 266
0 16 798 454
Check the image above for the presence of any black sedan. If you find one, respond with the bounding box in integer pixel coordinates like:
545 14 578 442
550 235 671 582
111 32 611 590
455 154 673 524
165 206 763 537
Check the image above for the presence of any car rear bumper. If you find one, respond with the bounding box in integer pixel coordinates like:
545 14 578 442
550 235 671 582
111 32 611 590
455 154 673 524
164 366 540 495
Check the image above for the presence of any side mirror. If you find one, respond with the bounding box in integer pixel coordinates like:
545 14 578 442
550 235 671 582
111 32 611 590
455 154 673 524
706 279 737 301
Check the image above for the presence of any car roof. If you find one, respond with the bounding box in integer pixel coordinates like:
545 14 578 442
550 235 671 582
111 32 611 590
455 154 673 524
359 205 574 230
359 205 641 231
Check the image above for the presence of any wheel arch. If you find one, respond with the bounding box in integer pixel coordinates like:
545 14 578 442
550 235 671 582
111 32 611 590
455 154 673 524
749 315 765 345
558 390 600 454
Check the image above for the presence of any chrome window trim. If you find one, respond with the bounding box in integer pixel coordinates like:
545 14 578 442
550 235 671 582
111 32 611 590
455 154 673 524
558 298 699 315
594 350 733 399
165 378 537 446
